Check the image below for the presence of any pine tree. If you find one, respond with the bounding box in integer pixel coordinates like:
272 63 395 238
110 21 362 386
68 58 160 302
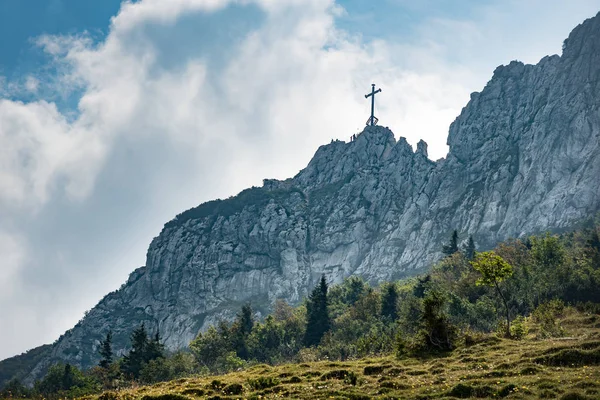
146 331 165 361
62 364 75 391
122 323 149 379
304 275 331 346
232 303 254 359
465 235 476 260
345 276 365 305
442 230 459 256
99 331 113 369
381 283 399 321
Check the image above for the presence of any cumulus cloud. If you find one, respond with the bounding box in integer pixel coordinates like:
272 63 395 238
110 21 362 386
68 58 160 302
1 0 598 359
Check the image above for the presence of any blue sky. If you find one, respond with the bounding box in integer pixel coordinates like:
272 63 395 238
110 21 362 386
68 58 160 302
1 0 599 360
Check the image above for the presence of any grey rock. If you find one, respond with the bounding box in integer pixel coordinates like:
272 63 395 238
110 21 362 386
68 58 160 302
13 11 600 385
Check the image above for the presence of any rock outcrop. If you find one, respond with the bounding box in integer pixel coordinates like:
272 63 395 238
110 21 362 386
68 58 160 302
9 11 600 385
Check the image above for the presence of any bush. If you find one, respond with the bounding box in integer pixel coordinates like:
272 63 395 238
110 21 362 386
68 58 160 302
533 300 566 338
344 371 358 386
510 315 529 339
534 348 600 366
247 376 279 390
222 383 243 395
320 370 350 380
417 291 457 352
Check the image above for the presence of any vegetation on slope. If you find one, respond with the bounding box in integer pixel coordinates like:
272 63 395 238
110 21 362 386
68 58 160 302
2 223 600 399
68 309 600 399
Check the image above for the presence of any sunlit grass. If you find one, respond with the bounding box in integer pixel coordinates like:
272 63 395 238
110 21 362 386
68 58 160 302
76 309 600 400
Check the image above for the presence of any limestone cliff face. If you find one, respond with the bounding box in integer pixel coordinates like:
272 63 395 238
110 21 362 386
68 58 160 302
18 12 600 384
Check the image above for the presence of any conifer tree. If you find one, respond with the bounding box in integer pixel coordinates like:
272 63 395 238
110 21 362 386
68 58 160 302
304 275 331 346
442 230 459 256
465 235 476 260
122 323 149 378
99 331 113 369
381 283 399 321
232 303 254 359
146 331 165 361
345 276 366 305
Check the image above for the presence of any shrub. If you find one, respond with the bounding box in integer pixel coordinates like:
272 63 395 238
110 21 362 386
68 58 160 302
140 394 191 400
510 315 529 339
534 348 600 366
222 383 243 395
560 393 591 400
344 371 358 386
363 365 387 375
247 376 279 390
320 370 350 380
417 291 457 352
533 300 566 338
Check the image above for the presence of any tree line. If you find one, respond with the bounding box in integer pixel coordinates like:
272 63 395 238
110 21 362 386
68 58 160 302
2 223 600 398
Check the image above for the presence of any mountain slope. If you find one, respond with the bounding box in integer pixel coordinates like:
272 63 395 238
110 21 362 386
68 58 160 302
4 11 600 386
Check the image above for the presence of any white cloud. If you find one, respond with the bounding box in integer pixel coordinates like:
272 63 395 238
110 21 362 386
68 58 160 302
0 99 106 207
0 232 25 299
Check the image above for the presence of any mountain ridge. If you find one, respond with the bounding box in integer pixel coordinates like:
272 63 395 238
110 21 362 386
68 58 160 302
3 10 600 387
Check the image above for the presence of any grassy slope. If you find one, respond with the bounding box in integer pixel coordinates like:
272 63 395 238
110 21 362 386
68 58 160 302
87 310 600 400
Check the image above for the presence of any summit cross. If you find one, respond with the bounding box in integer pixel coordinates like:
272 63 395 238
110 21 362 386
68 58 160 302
365 83 382 126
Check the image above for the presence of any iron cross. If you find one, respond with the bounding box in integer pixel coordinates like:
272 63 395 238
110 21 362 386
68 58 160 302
365 84 382 126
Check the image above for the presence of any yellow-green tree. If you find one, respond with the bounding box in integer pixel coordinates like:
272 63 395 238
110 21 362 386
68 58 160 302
470 251 514 337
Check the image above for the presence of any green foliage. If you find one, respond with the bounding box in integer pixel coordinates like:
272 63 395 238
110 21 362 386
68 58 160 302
35 363 99 398
304 275 331 347
0 344 51 390
412 274 431 298
20 225 600 397
190 323 235 373
122 324 164 379
380 283 399 321
139 352 197 384
510 315 529 340
0 378 32 398
416 290 457 352
471 251 514 336
99 331 113 369
442 230 459 256
247 376 279 390
471 251 514 287
464 235 476 261
231 303 255 359
532 300 566 338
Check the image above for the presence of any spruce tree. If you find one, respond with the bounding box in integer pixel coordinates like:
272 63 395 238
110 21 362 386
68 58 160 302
304 275 331 346
232 303 254 359
442 230 459 256
122 323 149 378
345 276 365 305
146 331 165 361
381 283 399 321
465 235 476 260
99 331 113 369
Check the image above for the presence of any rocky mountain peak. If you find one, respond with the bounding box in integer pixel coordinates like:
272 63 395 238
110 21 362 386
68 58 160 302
562 11 600 61
416 139 428 158
5 11 600 387
295 125 396 188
